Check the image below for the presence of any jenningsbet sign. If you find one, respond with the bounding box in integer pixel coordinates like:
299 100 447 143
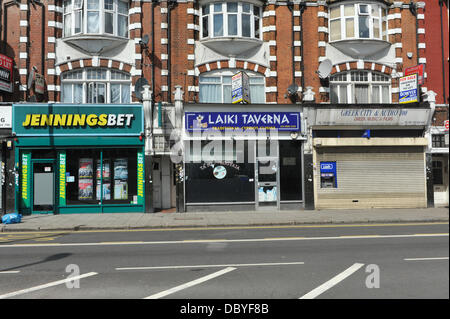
13 104 144 136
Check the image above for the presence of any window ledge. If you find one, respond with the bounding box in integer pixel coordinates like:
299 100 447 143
330 39 391 59
200 37 263 56
62 34 129 55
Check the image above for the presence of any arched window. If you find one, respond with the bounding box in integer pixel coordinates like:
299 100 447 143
199 70 265 103
61 68 131 103
330 71 391 103
63 0 129 38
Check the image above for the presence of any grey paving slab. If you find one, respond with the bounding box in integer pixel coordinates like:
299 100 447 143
0 207 448 232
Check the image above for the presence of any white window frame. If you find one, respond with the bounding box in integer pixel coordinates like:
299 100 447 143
330 71 391 104
199 70 266 104
63 0 129 38
61 68 131 104
200 2 262 40
329 2 388 42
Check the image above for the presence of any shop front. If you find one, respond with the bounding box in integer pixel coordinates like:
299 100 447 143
13 104 145 214
182 104 306 211
307 105 432 209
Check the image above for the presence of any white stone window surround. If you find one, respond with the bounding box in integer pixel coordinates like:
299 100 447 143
63 0 129 38
328 1 389 42
61 67 131 104
329 70 392 104
200 1 263 40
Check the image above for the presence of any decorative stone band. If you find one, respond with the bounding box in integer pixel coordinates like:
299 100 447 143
186 1 198 102
262 3 277 103
47 0 62 101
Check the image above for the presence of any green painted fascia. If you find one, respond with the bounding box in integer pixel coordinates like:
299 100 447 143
15 136 144 147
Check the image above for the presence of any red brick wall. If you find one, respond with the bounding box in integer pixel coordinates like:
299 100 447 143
424 0 449 106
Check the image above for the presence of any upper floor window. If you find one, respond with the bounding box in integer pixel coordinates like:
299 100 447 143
201 2 262 39
330 71 391 104
199 70 265 103
432 134 446 148
61 68 131 104
63 0 129 38
329 3 388 42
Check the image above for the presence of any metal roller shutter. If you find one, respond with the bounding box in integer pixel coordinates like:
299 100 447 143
316 146 427 209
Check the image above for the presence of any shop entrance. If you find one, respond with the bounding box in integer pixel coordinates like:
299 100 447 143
255 157 280 210
32 160 56 214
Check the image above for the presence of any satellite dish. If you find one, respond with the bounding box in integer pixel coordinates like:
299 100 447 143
317 59 333 79
287 83 299 96
134 77 149 101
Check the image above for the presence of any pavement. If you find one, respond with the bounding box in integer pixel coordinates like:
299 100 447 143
0 207 448 232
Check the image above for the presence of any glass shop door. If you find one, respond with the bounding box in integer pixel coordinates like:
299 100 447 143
31 160 56 214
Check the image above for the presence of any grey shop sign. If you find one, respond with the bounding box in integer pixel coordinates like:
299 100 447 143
314 108 430 126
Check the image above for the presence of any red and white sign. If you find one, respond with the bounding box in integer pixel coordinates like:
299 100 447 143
444 120 449 131
0 53 13 93
405 64 425 85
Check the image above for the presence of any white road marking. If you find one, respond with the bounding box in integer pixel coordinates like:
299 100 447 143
404 257 449 261
0 272 98 299
144 267 236 299
299 263 365 299
0 271 20 274
117 261 305 271
0 233 447 248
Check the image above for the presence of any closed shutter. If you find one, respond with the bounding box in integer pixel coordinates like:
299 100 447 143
316 146 427 209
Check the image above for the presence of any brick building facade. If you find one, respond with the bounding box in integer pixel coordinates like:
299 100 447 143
0 0 446 213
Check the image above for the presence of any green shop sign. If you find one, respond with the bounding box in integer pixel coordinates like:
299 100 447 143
13 104 144 136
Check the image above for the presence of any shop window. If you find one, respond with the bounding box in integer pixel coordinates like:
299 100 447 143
329 2 388 42
432 134 446 148
61 68 131 104
63 0 129 38
432 161 443 185
330 71 391 104
185 140 255 203
65 148 138 205
200 2 261 39
199 70 265 103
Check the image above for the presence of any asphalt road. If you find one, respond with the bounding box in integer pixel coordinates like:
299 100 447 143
0 222 448 300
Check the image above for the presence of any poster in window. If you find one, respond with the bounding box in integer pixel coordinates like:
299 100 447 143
114 180 128 200
96 181 111 200
114 158 128 180
96 159 110 180
79 158 93 178
79 179 93 200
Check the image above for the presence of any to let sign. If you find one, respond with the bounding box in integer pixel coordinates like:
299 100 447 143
405 64 425 85
399 74 418 104
0 54 13 93
445 120 449 131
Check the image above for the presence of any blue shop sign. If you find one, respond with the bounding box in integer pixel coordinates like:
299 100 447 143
185 111 301 132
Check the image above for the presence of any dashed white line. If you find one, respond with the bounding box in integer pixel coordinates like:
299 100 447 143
404 257 449 261
0 272 98 299
0 271 20 274
299 263 365 299
144 267 236 299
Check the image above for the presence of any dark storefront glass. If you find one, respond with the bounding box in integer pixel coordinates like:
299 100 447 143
279 140 302 201
66 148 138 205
185 140 255 203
